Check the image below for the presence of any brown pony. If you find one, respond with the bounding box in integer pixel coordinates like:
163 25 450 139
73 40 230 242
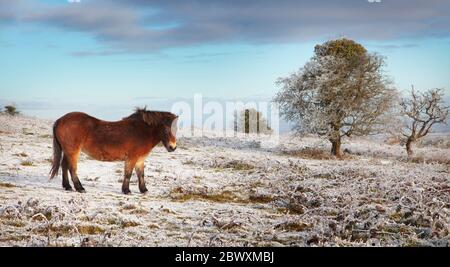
49 108 178 194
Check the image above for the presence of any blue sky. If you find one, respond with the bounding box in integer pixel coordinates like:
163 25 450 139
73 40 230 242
1 0 449 120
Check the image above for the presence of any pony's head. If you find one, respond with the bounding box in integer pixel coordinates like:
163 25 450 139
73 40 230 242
132 108 178 152
159 114 178 152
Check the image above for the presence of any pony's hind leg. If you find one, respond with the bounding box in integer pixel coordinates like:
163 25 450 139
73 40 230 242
66 150 85 193
61 155 73 191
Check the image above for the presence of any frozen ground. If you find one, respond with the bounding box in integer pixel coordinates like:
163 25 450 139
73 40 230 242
0 114 448 247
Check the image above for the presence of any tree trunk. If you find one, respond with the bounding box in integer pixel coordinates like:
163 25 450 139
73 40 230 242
406 137 415 157
330 138 343 158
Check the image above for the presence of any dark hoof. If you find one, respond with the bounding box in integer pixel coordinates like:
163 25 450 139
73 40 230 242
64 186 73 191
122 189 131 195
139 188 148 194
76 188 86 193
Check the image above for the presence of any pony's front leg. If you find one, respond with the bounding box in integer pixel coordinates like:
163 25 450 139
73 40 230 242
122 160 136 194
135 160 148 194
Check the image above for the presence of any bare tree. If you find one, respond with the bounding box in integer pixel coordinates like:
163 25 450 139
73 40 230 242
234 108 273 134
400 87 449 157
274 39 397 157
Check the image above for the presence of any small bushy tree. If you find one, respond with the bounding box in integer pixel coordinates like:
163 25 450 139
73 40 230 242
275 38 397 157
400 87 449 156
4 105 20 116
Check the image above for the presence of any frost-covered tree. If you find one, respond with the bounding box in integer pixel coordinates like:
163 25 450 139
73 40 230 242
274 39 397 157
400 87 449 157
234 108 273 134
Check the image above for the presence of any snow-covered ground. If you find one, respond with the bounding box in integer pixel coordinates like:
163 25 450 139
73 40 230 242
0 114 448 247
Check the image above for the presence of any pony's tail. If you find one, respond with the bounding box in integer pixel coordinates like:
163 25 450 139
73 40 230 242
49 120 62 180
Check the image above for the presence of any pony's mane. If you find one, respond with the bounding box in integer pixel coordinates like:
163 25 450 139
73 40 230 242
125 108 177 126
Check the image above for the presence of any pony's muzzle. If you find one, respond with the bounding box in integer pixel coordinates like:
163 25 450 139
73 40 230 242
167 141 177 152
